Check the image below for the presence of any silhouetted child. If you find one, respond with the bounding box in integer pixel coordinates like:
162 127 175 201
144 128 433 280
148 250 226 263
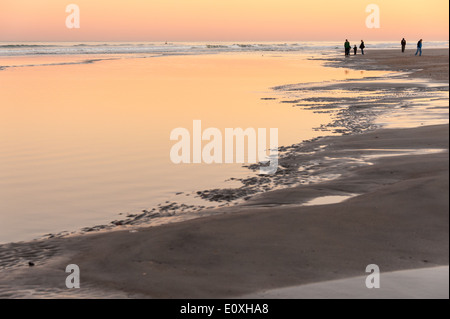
353 45 357 55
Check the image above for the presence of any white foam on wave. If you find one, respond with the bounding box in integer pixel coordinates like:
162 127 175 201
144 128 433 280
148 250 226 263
1 41 448 58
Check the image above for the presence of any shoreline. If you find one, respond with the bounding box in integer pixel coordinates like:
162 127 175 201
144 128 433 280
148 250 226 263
0 48 448 298
318 48 449 82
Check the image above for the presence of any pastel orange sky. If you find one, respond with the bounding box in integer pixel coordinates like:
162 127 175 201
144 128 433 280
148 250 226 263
0 0 448 41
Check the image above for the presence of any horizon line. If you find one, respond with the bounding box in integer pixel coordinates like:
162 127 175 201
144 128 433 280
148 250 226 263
1 39 449 43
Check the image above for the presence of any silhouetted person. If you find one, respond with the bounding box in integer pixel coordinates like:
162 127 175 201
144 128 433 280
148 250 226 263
344 39 351 56
401 38 406 52
353 45 357 55
415 39 423 56
359 40 365 55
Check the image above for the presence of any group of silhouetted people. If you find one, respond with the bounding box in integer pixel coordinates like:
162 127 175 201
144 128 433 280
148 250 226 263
401 38 424 56
344 38 424 56
344 40 365 56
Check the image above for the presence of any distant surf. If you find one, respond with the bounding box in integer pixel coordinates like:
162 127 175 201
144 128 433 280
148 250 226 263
1 41 448 57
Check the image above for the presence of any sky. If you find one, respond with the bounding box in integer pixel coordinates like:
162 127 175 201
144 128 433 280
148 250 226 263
0 0 448 42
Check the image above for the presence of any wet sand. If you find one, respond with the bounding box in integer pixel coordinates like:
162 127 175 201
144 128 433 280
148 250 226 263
324 48 449 81
0 49 448 298
0 52 364 244
243 266 449 299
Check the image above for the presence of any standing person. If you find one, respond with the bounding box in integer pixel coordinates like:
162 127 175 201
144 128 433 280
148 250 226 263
344 39 351 56
353 45 357 55
415 39 423 56
359 40 365 55
401 38 406 53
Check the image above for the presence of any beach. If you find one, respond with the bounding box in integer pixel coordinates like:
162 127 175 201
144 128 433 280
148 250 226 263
0 49 448 298
0 48 369 244
329 48 449 81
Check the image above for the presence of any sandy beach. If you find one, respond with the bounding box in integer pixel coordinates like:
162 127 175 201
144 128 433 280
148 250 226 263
0 49 448 299
332 48 449 81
